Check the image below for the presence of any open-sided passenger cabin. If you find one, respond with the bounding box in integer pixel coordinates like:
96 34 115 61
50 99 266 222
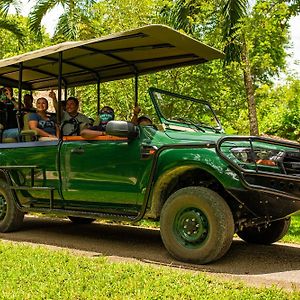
0 25 223 143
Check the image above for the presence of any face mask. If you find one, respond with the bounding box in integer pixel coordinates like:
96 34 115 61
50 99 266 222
99 113 113 125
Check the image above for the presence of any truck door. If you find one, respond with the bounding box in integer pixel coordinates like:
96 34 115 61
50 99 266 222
0 140 62 209
59 134 153 214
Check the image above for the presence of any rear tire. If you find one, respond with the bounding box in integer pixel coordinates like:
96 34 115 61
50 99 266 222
68 216 96 224
160 187 234 264
237 218 291 244
0 180 24 232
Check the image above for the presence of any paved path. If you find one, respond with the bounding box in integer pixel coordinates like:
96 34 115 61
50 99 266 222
1 216 299 290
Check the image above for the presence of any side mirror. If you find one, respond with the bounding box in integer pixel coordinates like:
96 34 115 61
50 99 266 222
106 121 138 139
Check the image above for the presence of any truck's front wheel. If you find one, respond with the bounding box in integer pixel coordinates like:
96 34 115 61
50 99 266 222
0 180 24 232
160 187 234 264
237 218 291 244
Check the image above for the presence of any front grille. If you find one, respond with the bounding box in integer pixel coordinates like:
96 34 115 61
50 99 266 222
282 151 300 175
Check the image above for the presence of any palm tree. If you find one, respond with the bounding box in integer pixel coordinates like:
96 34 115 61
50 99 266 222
161 0 259 135
160 0 200 34
0 0 21 16
0 0 24 42
28 0 96 41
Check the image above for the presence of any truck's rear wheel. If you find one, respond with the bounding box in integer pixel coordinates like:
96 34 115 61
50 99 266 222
160 187 234 264
0 180 24 232
68 216 96 224
237 218 291 244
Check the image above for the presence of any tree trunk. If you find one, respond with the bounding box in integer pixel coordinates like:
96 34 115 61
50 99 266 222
241 42 259 136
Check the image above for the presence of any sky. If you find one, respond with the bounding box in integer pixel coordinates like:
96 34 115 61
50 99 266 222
17 1 300 76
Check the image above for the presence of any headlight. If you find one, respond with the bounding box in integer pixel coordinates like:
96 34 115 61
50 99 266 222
230 147 284 166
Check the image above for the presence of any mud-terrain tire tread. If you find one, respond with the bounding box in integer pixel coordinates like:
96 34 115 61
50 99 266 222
160 186 234 264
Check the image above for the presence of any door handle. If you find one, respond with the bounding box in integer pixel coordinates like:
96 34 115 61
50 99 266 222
71 147 85 154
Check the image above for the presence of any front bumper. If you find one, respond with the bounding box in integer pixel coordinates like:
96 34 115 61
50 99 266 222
217 136 300 219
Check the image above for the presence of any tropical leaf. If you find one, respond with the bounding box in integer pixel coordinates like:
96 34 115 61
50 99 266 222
0 18 24 45
28 0 96 41
160 0 200 34
0 0 21 17
219 0 249 64
54 10 80 40
28 0 59 40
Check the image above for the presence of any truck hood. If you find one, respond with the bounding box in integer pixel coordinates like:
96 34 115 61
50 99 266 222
165 129 224 144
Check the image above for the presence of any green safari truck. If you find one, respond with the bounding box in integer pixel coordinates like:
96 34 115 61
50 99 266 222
0 25 299 264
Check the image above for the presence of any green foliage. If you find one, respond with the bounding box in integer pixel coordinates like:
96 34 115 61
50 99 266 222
282 215 300 244
0 0 21 17
285 0 300 16
159 0 202 34
0 241 299 299
246 1 290 82
0 0 298 138
86 0 159 37
220 0 248 64
29 0 96 41
0 15 51 59
76 0 163 120
258 78 300 141
0 0 23 44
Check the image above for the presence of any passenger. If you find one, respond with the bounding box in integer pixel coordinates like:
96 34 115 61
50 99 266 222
80 106 114 138
137 115 153 126
131 105 141 125
28 97 58 139
0 87 21 141
23 94 35 112
49 91 90 136
131 105 153 126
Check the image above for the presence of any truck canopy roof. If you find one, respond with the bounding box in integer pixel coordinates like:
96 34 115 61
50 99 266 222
0 25 224 90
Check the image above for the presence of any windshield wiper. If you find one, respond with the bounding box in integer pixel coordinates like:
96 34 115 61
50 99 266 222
172 117 205 132
196 121 221 133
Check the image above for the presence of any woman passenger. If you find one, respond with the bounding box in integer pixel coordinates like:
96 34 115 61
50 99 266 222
28 97 58 139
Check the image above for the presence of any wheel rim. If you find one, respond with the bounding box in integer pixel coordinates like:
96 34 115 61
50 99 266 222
0 194 7 221
173 207 209 248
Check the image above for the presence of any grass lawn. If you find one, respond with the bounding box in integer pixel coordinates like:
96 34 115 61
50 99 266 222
0 241 299 300
282 215 300 244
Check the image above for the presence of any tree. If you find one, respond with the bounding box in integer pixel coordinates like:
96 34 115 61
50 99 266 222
0 0 24 42
0 15 51 59
28 0 96 41
159 0 293 136
258 78 300 141
220 0 261 135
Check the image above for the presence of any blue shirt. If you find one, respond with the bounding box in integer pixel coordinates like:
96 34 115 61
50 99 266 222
28 113 56 136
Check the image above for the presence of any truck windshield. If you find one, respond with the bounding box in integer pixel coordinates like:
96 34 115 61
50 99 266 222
150 88 222 132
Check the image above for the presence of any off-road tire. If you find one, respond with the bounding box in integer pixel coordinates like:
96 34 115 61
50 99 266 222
0 180 24 232
68 216 96 224
160 187 234 264
237 218 291 244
